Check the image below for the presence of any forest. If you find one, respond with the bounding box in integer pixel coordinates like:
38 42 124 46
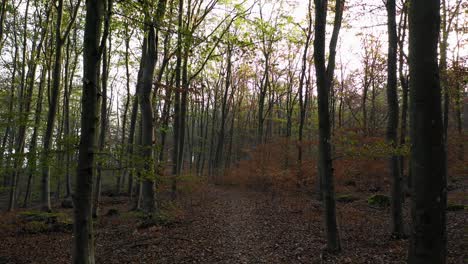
0 0 466 263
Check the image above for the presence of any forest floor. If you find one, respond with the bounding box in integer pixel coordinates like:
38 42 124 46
0 183 466 264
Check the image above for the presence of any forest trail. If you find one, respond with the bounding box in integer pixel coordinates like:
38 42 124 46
107 187 325 264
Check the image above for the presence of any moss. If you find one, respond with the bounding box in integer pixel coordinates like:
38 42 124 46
336 194 359 203
367 194 390 208
18 211 69 223
446 203 466 212
22 221 49 234
18 211 72 233
121 210 147 220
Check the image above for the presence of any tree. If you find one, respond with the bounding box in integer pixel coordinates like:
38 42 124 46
298 0 313 164
40 0 81 211
0 0 7 48
440 0 462 140
72 0 107 262
385 0 404 238
139 0 168 213
407 0 447 263
93 7 112 217
313 0 344 252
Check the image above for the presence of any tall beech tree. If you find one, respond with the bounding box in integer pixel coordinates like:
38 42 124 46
313 0 344 252
407 0 447 263
72 0 108 261
385 0 404 238
40 0 81 211
138 0 168 213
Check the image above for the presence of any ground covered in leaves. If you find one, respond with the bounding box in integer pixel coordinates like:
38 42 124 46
0 185 466 264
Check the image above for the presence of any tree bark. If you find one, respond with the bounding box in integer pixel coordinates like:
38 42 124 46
298 0 313 164
407 0 446 263
313 0 344 253
72 0 104 262
140 0 167 213
41 0 81 212
386 0 404 238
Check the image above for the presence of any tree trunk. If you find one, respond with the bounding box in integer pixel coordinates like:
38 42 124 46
93 29 110 218
172 0 184 197
313 0 344 253
140 0 167 213
117 26 132 194
386 0 404 238
139 28 156 213
72 0 104 262
214 44 232 174
298 0 313 164
397 1 409 189
24 67 47 207
407 1 446 263
41 0 80 212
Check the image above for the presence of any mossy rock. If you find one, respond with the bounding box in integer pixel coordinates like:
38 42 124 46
446 203 466 211
367 194 390 208
336 194 359 203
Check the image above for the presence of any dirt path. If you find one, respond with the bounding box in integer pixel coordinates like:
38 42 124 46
97 187 324 264
186 188 288 263
102 188 320 263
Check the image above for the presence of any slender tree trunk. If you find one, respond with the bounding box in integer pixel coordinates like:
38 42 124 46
386 0 404 238
93 31 110 218
172 0 184 197
24 67 47 207
9 0 32 210
397 1 409 189
0 0 7 46
64 28 80 200
178 28 190 178
127 63 143 199
298 0 312 164
133 117 143 210
117 26 132 194
214 44 232 174
454 66 463 161
313 0 344 253
41 0 81 211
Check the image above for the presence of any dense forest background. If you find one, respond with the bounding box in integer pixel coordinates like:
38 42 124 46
0 0 466 263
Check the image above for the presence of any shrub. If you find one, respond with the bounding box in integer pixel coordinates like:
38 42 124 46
367 194 390 208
